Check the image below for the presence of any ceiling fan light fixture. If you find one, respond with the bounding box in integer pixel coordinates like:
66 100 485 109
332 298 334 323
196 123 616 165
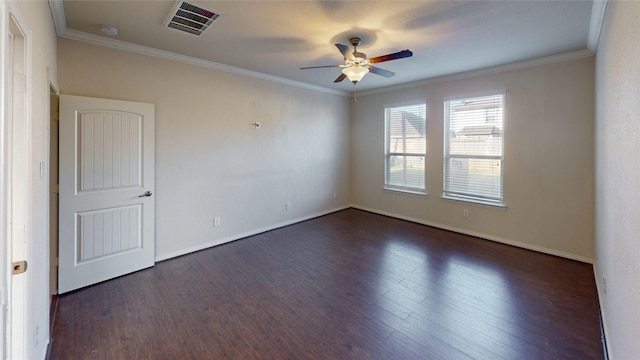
300 36 412 85
342 66 369 84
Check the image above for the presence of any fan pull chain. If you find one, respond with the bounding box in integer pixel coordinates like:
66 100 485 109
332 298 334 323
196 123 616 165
353 85 358 103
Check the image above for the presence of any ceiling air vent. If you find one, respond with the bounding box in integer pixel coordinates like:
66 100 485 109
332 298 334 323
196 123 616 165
165 1 219 36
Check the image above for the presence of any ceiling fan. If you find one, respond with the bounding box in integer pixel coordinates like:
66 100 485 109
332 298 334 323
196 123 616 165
300 37 413 85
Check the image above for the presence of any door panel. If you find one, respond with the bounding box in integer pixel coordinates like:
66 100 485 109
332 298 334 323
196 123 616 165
77 205 141 262
58 95 155 294
78 111 142 191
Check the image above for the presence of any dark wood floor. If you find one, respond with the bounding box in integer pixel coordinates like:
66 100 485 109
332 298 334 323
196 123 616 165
50 209 603 359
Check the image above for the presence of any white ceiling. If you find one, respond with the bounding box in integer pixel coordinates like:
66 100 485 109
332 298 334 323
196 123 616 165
51 1 600 93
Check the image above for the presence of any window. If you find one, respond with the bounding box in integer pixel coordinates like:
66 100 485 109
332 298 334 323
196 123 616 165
384 103 427 193
444 93 504 205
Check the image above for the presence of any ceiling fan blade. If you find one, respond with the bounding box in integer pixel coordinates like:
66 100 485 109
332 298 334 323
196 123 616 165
334 73 347 83
369 49 413 64
335 43 355 60
300 65 342 70
368 66 395 78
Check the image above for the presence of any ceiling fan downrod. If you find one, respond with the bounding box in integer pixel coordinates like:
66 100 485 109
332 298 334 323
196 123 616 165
349 37 367 60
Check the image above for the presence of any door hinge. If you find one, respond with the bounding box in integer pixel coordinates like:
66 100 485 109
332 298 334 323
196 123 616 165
12 260 27 275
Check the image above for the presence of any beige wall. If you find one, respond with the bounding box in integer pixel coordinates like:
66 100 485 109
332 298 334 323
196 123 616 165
352 57 594 261
595 1 640 358
57 39 351 260
3 0 58 358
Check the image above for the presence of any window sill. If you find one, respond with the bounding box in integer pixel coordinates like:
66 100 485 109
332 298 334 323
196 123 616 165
383 187 428 197
441 195 507 210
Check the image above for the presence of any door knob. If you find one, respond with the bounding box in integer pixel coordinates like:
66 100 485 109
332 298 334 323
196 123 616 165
138 191 152 197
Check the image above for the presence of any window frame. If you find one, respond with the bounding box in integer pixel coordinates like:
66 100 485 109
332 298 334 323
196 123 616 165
383 102 427 195
442 92 506 207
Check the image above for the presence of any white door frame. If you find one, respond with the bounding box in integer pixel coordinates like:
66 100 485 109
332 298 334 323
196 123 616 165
1 3 32 359
0 5 6 358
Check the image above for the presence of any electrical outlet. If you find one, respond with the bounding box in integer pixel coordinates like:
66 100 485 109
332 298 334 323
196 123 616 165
213 217 221 227
463 209 469 218
333 192 337 200
285 202 290 211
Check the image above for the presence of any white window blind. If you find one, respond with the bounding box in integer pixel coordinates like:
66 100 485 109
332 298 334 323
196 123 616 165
384 103 427 193
444 93 504 205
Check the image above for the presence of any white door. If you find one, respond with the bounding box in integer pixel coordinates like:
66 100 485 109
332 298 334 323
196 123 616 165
5 9 30 359
58 95 155 294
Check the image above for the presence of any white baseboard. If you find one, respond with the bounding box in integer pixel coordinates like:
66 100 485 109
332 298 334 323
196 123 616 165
154 205 351 262
350 204 594 264
157 204 594 264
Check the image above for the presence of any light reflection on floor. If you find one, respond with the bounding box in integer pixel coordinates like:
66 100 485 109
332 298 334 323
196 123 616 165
376 240 430 326
376 238 521 358
438 256 520 357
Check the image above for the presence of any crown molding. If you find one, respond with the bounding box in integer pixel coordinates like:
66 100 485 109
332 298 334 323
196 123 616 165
48 0 65 36
49 0 599 99
48 0 346 96
587 0 609 52
359 49 594 97
55 27 347 97
59 29 347 96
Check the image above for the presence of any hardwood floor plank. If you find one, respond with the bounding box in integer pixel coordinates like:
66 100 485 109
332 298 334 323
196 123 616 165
50 209 603 359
